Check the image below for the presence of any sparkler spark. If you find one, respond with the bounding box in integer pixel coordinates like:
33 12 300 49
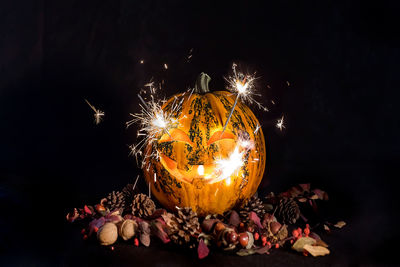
127 87 184 168
276 115 285 131
84 99 104 125
222 63 266 133
210 133 253 184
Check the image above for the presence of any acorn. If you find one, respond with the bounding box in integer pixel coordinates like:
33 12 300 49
97 222 118 246
117 219 137 241
270 221 282 234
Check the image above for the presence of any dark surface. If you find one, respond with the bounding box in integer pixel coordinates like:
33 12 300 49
0 0 399 266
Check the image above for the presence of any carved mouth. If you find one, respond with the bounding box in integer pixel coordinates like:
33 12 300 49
157 128 247 184
159 153 220 184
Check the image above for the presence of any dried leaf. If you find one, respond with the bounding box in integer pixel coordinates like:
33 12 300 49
228 210 240 227
303 245 330 256
255 245 270 254
334 221 346 228
324 224 330 232
249 211 263 229
147 209 167 220
66 208 80 223
237 248 257 256
299 183 310 192
315 238 329 248
298 197 307 202
292 237 316 252
312 189 329 200
197 239 209 259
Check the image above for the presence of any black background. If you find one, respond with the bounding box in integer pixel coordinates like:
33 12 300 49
0 0 399 265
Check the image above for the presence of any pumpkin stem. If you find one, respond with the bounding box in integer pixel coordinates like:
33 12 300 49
194 73 211 93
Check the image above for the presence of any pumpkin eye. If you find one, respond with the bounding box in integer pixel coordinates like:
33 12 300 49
207 131 235 146
158 129 193 146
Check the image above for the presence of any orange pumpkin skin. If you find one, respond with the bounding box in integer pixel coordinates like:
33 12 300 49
143 90 266 216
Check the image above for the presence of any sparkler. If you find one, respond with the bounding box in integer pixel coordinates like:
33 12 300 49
126 86 184 168
276 115 285 131
222 63 266 133
209 133 253 184
84 99 104 125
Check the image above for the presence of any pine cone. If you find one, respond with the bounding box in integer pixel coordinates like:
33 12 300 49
239 195 266 224
168 207 200 249
275 198 300 224
131 193 156 218
120 183 136 213
103 190 126 213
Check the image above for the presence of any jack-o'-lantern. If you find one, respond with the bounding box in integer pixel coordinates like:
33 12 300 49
143 73 266 216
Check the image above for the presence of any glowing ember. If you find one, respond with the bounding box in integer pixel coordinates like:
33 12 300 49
276 115 285 131
84 99 104 125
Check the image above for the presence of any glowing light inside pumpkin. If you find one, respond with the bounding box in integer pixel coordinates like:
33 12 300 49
197 165 204 176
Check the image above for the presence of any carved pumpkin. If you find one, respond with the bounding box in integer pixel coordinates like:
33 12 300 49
143 73 266 216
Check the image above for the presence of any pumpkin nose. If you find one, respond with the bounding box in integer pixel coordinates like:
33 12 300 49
197 165 204 176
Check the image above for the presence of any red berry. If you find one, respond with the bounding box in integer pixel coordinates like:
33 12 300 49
290 239 294 244
275 243 279 249
304 228 310 237
110 246 114 251
83 234 88 240
292 229 299 238
266 241 271 248
81 228 86 234
297 227 302 236
254 232 259 240
94 226 99 233
134 238 139 247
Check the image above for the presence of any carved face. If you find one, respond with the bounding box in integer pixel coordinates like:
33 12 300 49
143 91 266 215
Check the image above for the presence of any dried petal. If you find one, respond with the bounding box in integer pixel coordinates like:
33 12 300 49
292 237 316 252
151 219 170 244
139 221 151 247
197 239 209 259
249 212 263 229
201 219 219 233
84 205 92 215
334 221 346 228
228 210 240 227
303 244 330 256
